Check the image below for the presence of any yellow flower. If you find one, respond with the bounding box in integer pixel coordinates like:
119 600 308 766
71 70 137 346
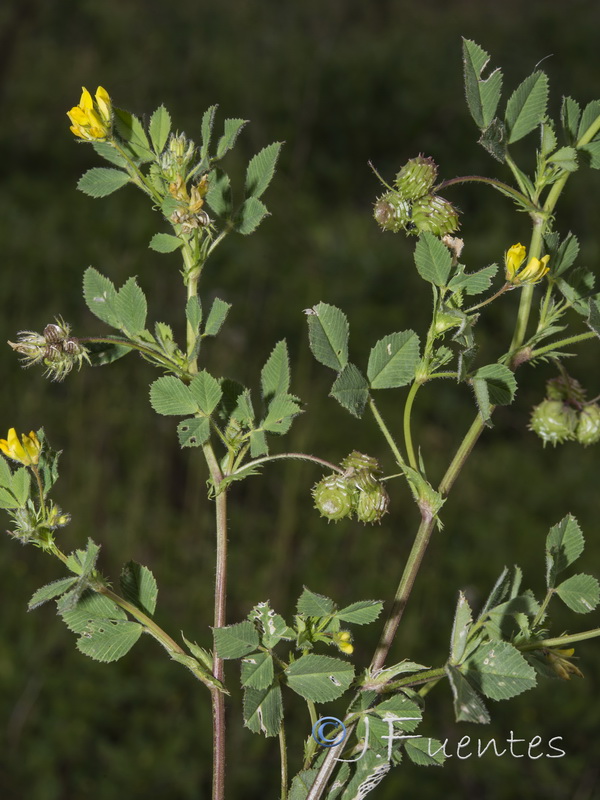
334 631 354 655
0 428 41 466
505 243 550 285
517 255 550 285
67 86 112 141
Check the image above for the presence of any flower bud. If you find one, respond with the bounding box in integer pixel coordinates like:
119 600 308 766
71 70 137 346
394 156 438 200
576 404 600 446
410 194 460 237
529 400 578 446
312 475 355 521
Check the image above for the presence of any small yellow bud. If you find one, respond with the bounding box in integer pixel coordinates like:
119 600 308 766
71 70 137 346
0 428 41 466
544 647 584 680
338 641 354 655
504 243 527 281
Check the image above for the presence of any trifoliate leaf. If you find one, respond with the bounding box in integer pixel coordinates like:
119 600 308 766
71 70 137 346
546 514 585 589
449 591 473 664
189 371 222 416
200 104 218 161
234 196 269 235
262 393 302 433
473 363 517 405
241 652 274 690
367 331 420 389
115 277 147 335
9 467 30 506
445 665 490 724
336 600 383 625
149 105 172 154
285 654 354 702
261 340 290 400
216 118 248 160
245 142 282 199
149 232 183 253
414 232 453 287
306 302 349 371
577 100 600 141
77 619 143 662
28 577 78 611
120 561 158 616
243 683 283 737
149 376 198 416
92 141 127 167
204 298 231 337
113 108 153 161
83 267 120 327
561 96 581 145
447 264 498 295
250 429 268 457
555 573 600 613
405 737 446 767
177 417 211 448
59 589 126 634
505 71 549 144
77 168 130 198
461 641 536 700
330 363 369 418
462 38 503 130
85 341 131 367
213 621 260 659
297 588 336 617
205 168 231 216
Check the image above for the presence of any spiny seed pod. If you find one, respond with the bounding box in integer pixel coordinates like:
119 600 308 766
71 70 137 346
576 404 600 446
312 475 355 522
341 451 381 474
373 192 412 233
546 375 586 404
529 400 578 447
410 194 460 237
355 484 390 524
394 155 438 200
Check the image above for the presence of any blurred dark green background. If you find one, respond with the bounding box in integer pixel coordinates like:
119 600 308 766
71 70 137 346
1 1 600 798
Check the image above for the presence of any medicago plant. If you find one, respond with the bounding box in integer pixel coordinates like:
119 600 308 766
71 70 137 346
3 38 600 800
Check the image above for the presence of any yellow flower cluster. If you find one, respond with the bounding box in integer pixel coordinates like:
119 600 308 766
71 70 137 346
505 243 550 286
0 428 41 466
67 86 112 141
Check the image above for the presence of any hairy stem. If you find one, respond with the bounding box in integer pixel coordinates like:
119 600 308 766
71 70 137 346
403 382 421 471
368 397 407 469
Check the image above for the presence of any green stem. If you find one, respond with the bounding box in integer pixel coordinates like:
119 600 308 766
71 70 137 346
111 140 162 203
203 442 228 800
435 174 534 210
520 628 600 651
368 397 407 469
529 331 596 361
80 336 187 376
228 452 343 479
303 701 319 769
279 719 289 800
371 410 487 673
464 283 511 314
31 465 46 516
403 383 421 471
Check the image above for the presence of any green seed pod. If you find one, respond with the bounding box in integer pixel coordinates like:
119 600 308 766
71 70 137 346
355 484 390 524
373 192 412 233
394 156 437 200
546 375 586 404
341 451 380 474
529 399 578 446
576 404 600 446
410 194 460 237
312 475 355 522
